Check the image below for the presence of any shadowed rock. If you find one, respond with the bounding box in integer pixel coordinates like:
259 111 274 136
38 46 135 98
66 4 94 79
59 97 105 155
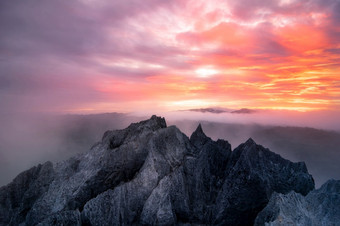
213 138 314 225
190 124 211 150
0 161 54 225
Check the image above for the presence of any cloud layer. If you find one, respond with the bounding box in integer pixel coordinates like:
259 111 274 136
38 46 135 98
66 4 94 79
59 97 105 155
1 0 340 113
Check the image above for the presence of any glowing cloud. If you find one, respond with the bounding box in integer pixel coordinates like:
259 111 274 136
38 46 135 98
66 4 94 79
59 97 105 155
0 0 339 113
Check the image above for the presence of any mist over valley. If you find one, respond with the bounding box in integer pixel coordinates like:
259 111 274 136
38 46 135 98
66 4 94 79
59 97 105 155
1 111 339 188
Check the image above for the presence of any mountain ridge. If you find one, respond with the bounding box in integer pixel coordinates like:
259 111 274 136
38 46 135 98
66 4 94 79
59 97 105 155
1 115 336 225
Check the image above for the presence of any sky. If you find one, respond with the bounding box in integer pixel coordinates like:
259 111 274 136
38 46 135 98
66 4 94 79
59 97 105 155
1 0 340 114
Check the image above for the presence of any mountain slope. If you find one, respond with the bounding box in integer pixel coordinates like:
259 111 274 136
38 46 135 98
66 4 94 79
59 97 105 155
0 116 316 225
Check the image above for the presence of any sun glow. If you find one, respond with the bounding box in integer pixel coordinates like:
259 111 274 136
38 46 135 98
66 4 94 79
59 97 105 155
164 99 219 110
195 67 219 78
3 0 339 114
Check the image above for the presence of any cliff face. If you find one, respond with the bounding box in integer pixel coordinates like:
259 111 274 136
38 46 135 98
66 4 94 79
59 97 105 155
0 116 318 225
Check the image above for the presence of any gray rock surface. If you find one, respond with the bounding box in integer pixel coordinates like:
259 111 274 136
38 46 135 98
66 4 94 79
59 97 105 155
255 179 340 226
213 138 315 225
81 125 191 226
37 210 81 226
0 161 54 225
0 115 320 225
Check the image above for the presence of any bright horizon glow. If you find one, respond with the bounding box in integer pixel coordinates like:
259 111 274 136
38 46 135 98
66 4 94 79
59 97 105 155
0 0 340 116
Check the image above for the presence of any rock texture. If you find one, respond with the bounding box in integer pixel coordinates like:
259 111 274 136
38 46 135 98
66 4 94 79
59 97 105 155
0 115 320 225
213 138 314 225
0 161 54 225
255 179 340 226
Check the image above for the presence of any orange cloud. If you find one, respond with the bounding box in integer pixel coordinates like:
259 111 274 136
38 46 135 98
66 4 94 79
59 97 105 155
6 0 337 114
275 25 328 53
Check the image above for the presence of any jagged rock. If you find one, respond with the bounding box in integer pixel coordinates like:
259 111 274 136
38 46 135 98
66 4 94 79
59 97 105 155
255 179 340 226
213 138 314 225
25 115 167 225
0 116 319 225
189 123 211 150
0 161 54 225
139 125 232 225
81 125 191 225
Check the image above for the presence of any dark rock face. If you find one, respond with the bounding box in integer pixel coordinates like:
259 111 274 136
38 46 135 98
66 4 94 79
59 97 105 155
0 161 54 225
213 138 314 225
255 179 340 226
138 123 233 225
0 116 318 225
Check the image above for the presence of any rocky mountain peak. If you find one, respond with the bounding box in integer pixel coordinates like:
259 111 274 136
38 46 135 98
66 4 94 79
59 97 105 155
101 115 166 150
319 179 340 193
236 137 257 151
124 114 166 133
148 115 167 129
245 137 256 145
190 123 211 149
195 123 204 133
229 137 258 163
0 116 325 226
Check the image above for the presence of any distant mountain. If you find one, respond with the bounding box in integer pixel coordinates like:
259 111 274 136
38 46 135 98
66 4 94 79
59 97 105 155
3 116 336 225
231 108 257 114
185 107 229 113
183 107 257 114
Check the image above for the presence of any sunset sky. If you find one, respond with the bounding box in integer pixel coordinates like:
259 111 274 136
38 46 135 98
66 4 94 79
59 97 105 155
1 0 340 114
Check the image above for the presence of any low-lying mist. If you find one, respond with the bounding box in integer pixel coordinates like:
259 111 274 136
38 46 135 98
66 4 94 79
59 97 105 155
0 112 142 187
0 110 339 188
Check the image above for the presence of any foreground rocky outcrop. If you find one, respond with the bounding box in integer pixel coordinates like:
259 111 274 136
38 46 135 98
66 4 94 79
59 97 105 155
255 179 340 225
0 115 326 225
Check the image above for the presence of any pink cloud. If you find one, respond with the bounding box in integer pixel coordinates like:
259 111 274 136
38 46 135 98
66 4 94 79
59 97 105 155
0 0 339 113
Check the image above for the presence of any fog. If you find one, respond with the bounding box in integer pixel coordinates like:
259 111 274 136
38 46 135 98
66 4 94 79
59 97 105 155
160 110 340 132
0 112 142 187
0 110 339 188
